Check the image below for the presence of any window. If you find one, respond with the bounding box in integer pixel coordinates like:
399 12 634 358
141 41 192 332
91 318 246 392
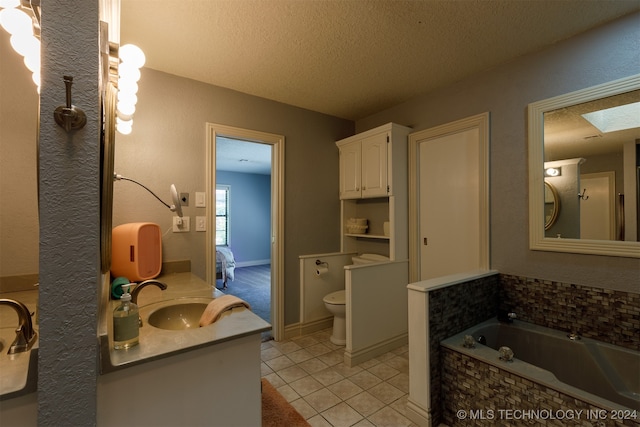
215 185 230 246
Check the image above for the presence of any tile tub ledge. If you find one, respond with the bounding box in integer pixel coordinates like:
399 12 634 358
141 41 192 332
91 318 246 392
407 269 499 293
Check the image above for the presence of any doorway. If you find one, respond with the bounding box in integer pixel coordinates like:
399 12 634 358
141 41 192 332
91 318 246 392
206 123 285 341
408 113 490 282
580 172 616 240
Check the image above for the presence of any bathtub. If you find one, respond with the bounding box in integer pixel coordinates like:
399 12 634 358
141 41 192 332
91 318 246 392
441 318 639 412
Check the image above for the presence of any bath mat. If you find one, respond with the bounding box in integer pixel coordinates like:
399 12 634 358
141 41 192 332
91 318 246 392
261 378 310 427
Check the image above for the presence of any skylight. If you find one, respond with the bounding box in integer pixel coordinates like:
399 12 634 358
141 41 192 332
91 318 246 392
581 102 640 133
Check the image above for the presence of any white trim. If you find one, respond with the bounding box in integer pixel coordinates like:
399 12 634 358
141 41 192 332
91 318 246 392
408 112 491 283
235 259 271 268
528 73 640 258
206 123 286 341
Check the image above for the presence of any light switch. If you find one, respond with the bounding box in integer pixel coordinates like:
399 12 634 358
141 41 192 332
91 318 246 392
195 192 206 208
196 216 206 232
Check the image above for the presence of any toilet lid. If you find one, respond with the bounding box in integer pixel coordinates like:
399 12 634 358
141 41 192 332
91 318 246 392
323 290 345 305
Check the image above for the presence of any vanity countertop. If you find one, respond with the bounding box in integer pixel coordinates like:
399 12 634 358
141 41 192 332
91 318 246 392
100 272 271 374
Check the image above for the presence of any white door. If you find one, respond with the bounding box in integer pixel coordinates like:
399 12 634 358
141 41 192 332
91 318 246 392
409 113 489 282
580 172 615 240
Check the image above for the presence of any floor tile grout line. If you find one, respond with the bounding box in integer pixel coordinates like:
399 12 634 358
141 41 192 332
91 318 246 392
261 328 416 427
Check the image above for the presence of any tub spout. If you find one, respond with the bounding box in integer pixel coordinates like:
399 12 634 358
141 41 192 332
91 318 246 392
498 309 516 323
0 299 37 354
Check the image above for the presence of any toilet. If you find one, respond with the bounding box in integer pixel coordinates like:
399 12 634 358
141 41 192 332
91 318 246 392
323 290 346 345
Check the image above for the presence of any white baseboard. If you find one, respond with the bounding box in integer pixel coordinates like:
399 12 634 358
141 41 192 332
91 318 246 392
235 259 270 268
406 398 432 427
344 333 408 367
282 318 333 340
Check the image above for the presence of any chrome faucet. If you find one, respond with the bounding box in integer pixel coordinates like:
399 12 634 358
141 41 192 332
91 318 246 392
130 280 168 305
497 308 517 323
0 299 37 354
130 280 167 326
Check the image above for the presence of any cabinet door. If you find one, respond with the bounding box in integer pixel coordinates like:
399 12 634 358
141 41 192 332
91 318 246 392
339 141 361 199
361 132 388 198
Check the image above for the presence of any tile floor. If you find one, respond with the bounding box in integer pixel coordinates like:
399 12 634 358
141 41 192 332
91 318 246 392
260 328 418 427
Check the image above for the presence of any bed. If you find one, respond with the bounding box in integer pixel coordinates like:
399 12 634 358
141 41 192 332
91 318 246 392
215 246 236 289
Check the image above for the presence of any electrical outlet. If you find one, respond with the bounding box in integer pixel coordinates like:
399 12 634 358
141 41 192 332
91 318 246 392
172 216 190 232
196 216 206 232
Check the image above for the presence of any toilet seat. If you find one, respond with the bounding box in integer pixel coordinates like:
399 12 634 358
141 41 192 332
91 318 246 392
323 290 345 305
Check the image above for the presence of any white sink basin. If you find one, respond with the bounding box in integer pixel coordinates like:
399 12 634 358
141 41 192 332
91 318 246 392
351 253 390 265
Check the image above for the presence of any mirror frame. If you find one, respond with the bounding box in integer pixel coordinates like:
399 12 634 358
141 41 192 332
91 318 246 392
528 73 640 258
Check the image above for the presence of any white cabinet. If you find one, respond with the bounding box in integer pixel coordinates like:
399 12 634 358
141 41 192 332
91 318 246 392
338 141 361 199
338 129 390 199
336 123 411 260
361 133 388 198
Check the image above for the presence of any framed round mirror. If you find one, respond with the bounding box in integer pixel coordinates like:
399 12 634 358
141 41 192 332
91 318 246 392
544 182 559 230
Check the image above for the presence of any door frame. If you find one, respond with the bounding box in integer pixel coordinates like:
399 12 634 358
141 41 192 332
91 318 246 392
206 123 285 341
408 113 490 282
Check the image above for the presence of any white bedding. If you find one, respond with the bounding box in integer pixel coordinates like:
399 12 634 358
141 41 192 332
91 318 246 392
216 246 236 282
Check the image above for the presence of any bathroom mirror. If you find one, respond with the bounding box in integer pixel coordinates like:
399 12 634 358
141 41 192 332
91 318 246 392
544 182 559 231
528 74 640 257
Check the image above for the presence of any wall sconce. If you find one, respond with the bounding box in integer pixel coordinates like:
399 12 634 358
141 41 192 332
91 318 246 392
113 172 183 218
544 167 562 177
116 44 145 135
0 0 41 91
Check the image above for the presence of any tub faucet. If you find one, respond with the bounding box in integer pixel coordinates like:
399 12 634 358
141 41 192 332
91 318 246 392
130 280 167 326
498 309 516 323
0 299 37 354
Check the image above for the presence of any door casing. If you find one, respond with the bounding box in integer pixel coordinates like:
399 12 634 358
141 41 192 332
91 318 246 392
408 113 490 282
206 123 285 340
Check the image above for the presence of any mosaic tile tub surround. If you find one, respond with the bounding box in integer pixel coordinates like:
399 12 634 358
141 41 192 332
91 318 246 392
441 348 639 427
423 273 640 426
499 274 640 351
427 274 500 426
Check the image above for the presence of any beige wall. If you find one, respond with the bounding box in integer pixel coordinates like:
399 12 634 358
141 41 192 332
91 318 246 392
0 31 39 279
112 67 353 324
356 12 640 293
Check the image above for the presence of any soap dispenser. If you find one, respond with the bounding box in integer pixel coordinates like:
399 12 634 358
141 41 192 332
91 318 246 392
113 283 139 349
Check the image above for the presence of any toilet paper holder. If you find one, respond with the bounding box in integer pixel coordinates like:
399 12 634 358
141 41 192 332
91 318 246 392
314 259 329 276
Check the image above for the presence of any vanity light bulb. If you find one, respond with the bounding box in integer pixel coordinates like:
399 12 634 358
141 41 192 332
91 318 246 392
31 70 40 87
117 120 133 135
545 167 560 177
10 33 39 57
117 102 136 117
117 91 137 106
0 8 32 35
118 79 138 95
0 0 21 8
119 63 141 82
119 44 146 69
24 50 40 72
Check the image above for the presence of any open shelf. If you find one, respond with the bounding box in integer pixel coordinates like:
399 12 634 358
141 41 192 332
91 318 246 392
344 233 390 240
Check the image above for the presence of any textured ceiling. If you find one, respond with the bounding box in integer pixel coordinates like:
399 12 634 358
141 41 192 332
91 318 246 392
121 0 639 121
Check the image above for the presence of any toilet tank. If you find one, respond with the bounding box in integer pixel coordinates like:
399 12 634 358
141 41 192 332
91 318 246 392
111 222 162 281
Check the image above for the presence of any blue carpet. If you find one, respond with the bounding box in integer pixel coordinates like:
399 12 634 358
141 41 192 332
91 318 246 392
216 264 271 325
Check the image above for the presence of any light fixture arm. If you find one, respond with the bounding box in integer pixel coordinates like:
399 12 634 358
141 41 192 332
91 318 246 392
113 173 183 217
